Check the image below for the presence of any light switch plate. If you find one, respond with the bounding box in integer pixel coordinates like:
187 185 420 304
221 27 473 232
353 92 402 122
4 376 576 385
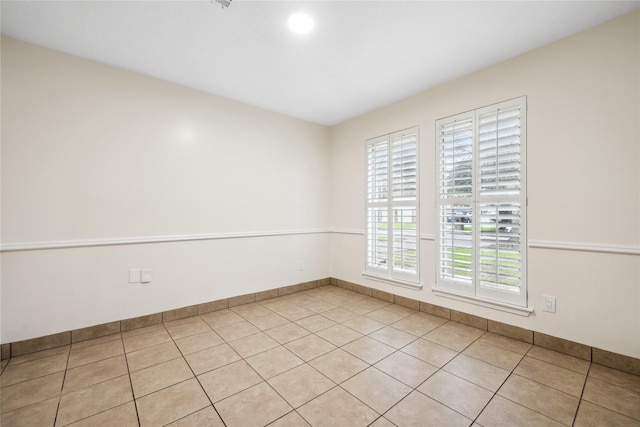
141 269 152 283
129 269 140 283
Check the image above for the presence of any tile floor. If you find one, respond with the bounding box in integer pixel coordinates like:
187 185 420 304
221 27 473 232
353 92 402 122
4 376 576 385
1 286 639 427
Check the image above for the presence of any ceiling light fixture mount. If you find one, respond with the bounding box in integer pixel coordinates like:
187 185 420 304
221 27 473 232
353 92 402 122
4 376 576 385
213 0 232 9
288 12 314 34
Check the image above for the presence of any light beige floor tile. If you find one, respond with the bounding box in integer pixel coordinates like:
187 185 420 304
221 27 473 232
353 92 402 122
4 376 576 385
391 312 447 337
582 376 640 420
130 357 193 398
498 374 579 425
321 307 359 323
200 310 244 329
284 335 336 362
589 364 640 393
71 334 122 351
185 343 241 375
246 346 304 379
249 313 291 331
259 299 298 313
401 338 458 367
369 416 396 427
1 352 68 387
332 293 369 306
277 306 316 322
122 328 171 354
342 316 386 335
121 323 164 338
164 317 211 340
215 382 292 427
424 321 484 352
526 345 590 375
7 346 70 367
418 370 493 419
297 386 378 427
443 354 510 392
515 356 586 397
342 367 411 413
304 300 338 314
228 332 280 358
347 298 390 315
136 378 209 427
67 340 124 369
316 324 363 347
369 326 417 349
269 364 335 408
384 304 418 316
174 330 224 355
477 395 564 427
574 400 640 427
167 405 225 427
385 391 471 427
231 302 272 319
365 307 410 325
68 401 138 427
56 375 132 426
309 348 369 384
375 351 438 388
125 341 181 372
0 397 59 427
477 332 532 355
63 355 128 394
285 295 318 306
463 339 524 370
268 410 311 426
198 360 262 403
342 336 395 364
295 314 338 333
1 371 64 413
214 320 260 342
265 323 311 344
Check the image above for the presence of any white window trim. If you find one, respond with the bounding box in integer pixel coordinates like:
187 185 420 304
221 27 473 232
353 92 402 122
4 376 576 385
365 126 420 286
435 97 528 308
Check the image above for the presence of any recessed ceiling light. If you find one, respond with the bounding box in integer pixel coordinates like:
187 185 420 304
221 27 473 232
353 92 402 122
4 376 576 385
288 12 314 34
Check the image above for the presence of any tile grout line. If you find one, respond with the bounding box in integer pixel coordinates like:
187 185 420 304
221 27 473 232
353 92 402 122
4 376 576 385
571 361 593 427
121 328 143 427
52 344 71 427
163 319 229 427
490 345 576 426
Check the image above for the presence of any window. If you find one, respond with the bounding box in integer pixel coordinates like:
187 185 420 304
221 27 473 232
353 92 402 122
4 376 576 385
366 127 419 285
436 97 527 307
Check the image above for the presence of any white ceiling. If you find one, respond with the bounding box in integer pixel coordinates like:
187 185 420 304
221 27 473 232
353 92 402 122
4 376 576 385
2 1 639 126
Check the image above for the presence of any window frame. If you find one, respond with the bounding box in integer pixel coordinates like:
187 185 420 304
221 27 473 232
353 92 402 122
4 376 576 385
365 126 420 287
435 97 527 307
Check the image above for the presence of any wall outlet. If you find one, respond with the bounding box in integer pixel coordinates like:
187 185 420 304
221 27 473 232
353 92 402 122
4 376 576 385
129 268 140 283
297 261 305 271
542 295 556 313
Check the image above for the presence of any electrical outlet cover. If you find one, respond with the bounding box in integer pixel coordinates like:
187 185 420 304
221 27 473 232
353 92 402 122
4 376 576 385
542 295 556 313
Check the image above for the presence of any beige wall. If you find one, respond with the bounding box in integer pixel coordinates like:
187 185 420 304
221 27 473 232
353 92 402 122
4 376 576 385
2 12 639 359
0 38 331 343
329 12 640 358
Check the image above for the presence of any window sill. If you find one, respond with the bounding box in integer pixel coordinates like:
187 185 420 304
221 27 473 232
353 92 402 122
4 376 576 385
432 287 534 317
362 273 423 290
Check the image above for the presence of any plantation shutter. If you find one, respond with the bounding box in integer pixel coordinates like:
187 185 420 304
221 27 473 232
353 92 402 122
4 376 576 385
437 113 474 289
436 97 527 307
366 127 419 284
475 99 526 305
